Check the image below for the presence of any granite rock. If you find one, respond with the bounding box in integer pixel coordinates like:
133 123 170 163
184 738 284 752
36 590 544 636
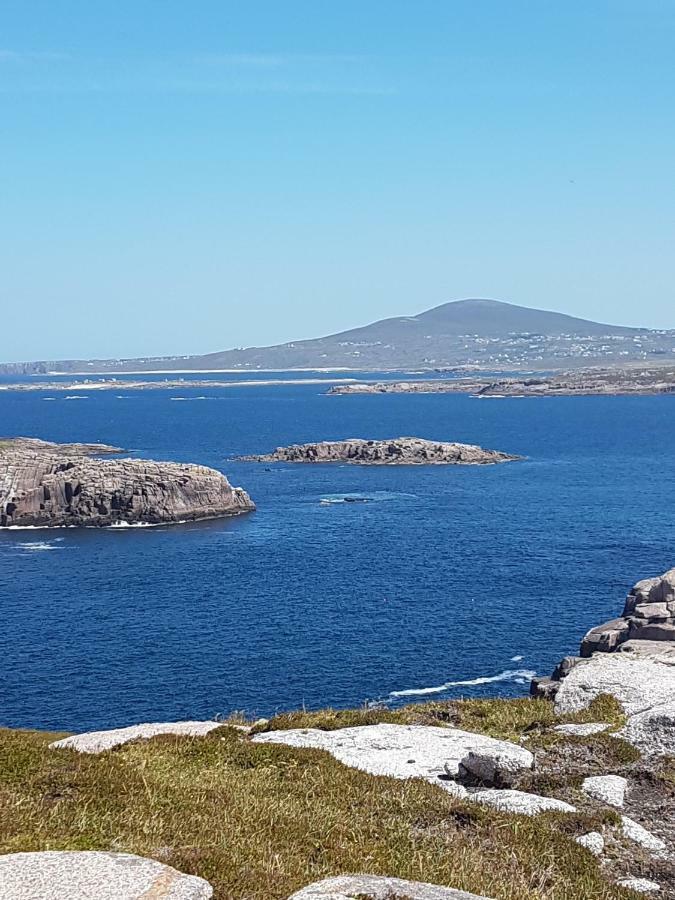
50 721 222 754
552 723 610 736
457 746 534 787
580 569 675 656
252 724 532 789
581 775 627 807
0 851 212 899
621 816 667 853
471 789 576 816
575 832 605 856
287 875 494 899
616 878 661 894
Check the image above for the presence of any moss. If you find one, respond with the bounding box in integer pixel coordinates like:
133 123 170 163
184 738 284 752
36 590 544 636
0 725 632 900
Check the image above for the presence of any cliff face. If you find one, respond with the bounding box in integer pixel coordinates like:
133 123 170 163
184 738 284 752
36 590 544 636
0 438 254 527
531 567 675 712
579 568 675 657
240 437 521 466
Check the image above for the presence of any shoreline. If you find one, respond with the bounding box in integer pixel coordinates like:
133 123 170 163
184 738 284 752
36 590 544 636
0 376 360 393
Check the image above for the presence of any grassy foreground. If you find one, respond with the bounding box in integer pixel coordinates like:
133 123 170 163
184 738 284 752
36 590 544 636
0 698 642 900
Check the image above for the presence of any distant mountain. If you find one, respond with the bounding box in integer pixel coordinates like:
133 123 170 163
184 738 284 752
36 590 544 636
3 299 674 374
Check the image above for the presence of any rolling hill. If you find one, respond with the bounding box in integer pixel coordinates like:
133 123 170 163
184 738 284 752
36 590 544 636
3 299 673 374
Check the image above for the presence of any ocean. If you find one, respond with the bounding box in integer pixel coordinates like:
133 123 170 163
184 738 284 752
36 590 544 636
1 372 674 732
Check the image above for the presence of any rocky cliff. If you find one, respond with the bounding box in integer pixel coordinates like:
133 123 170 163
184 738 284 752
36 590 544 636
532 568 675 741
240 437 521 466
0 437 254 527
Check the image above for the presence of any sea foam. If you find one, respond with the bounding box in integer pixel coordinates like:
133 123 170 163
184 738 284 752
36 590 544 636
388 668 536 699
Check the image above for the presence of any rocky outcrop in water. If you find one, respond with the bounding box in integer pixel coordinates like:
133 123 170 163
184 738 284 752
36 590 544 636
0 437 254 527
580 568 675 656
328 366 675 397
240 437 521 466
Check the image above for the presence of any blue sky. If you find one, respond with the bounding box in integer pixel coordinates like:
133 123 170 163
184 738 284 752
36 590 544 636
1 1 674 361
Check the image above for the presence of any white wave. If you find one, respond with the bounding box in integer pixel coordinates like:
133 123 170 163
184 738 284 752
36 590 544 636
388 668 536 699
63 395 88 400
17 540 63 552
0 524 77 530
42 397 57 401
510 655 524 662
170 396 208 401
107 520 186 528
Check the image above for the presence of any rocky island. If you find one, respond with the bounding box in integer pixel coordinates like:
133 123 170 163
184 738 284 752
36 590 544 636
239 437 521 466
328 365 675 398
0 437 254 527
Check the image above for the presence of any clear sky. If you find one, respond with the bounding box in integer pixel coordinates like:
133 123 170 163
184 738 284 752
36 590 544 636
1 1 674 361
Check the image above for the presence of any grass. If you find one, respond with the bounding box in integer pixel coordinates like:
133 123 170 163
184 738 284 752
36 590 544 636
252 694 626 743
0 718 638 900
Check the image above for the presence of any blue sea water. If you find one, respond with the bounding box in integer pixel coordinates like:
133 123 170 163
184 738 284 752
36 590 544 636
1 373 674 732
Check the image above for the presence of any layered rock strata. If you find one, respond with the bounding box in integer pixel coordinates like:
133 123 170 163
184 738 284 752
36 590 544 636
0 437 254 527
240 437 521 466
580 568 675 656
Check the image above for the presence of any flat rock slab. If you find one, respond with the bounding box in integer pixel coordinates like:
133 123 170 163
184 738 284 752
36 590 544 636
555 653 675 717
288 874 494 899
554 649 675 754
471 789 577 816
553 722 610 737
0 851 212 899
582 775 627 807
50 721 221 754
252 724 532 785
617 878 661 894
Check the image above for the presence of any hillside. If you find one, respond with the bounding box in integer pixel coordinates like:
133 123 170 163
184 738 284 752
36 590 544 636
3 299 674 374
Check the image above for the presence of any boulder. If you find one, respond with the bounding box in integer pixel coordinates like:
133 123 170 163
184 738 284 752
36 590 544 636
287 875 494 899
50 721 222 754
621 816 667 853
456 746 534 787
529 676 559 700
575 832 605 856
622 699 675 755
0 438 254 527
581 775 627 808
252 724 532 788
624 570 675 613
616 878 661 895
0 851 212 899
471 789 576 816
580 618 630 657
